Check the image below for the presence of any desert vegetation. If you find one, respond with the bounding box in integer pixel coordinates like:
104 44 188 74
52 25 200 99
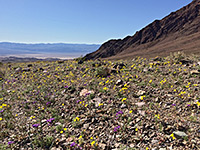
0 52 199 149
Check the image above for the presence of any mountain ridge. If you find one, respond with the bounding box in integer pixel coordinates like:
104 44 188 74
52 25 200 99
85 0 200 60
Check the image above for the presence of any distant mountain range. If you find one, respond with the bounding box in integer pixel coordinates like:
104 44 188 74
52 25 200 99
85 0 200 60
0 42 100 56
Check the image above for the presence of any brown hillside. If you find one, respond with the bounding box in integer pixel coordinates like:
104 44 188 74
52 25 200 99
85 0 200 60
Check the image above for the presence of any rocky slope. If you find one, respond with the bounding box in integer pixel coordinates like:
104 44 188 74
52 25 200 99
85 0 200 60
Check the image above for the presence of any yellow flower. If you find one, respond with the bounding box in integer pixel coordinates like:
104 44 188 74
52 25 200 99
103 87 108 90
90 137 93 139
197 102 200 107
122 98 127 102
135 128 138 132
85 104 88 107
155 114 160 119
99 103 103 106
62 103 64 106
149 80 152 83
60 131 63 134
74 117 80 122
0 117 2 121
2 104 7 107
79 135 82 139
0 98 3 100
91 141 95 146
129 110 132 113
64 128 67 131
170 133 176 140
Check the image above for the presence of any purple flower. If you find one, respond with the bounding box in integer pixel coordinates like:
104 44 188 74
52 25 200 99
46 102 51 105
83 84 87 86
172 104 176 106
47 118 55 123
70 142 76 147
85 93 90 96
76 99 82 103
0 109 4 113
116 111 123 119
187 104 191 107
64 86 68 88
32 124 40 128
114 126 120 132
8 141 14 145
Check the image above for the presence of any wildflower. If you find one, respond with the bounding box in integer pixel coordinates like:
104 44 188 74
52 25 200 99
32 124 39 128
91 141 95 146
129 110 132 113
60 131 63 134
155 114 160 119
8 141 14 145
170 133 176 140
114 126 120 132
135 128 138 132
0 117 2 121
70 142 76 147
74 117 80 122
85 104 88 107
64 128 67 131
98 103 103 106
2 103 7 107
121 98 127 102
103 87 108 90
46 102 51 105
149 80 152 83
172 104 176 106
197 101 200 107
47 118 55 123
79 135 82 139
0 98 3 100
140 95 146 100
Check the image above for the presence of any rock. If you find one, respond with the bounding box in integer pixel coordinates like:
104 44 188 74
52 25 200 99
159 148 167 150
22 68 31 72
137 90 146 96
120 103 127 109
143 68 148 72
113 63 126 70
15 67 22 73
93 97 102 107
80 89 94 96
190 70 200 75
57 60 64 64
78 60 84 64
83 123 90 129
27 64 33 67
116 79 123 85
39 67 44 71
138 110 145 116
173 131 187 138
114 143 121 148
99 143 106 149
135 102 145 107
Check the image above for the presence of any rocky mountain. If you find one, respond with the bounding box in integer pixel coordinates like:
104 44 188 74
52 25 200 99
85 0 200 60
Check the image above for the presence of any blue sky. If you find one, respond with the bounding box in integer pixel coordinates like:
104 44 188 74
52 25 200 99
0 0 192 44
